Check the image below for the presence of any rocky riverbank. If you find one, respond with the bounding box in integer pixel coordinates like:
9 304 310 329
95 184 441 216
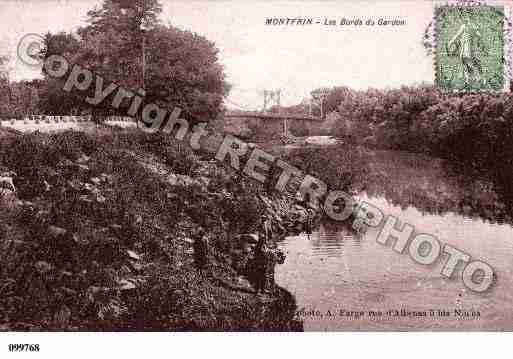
0 126 306 331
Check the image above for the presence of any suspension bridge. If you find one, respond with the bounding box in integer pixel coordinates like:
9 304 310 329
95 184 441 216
224 88 325 138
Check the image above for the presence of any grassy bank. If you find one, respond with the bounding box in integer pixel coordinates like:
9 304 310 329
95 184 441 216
0 126 302 331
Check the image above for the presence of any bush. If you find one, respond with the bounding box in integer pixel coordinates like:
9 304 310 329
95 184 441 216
47 130 101 161
324 83 513 217
284 144 370 194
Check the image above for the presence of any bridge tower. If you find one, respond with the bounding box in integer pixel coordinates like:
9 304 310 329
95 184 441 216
263 89 281 113
263 89 289 138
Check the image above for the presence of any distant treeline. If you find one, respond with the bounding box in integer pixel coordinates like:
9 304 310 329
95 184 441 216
0 77 44 119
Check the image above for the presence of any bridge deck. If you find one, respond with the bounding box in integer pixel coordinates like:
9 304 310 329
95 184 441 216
224 113 322 121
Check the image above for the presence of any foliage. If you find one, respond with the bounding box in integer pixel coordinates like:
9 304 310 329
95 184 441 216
283 144 370 195
38 0 230 122
0 80 43 118
311 83 513 216
0 128 299 330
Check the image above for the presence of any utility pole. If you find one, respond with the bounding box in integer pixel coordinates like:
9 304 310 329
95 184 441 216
262 89 287 136
142 33 146 91
311 89 328 119
138 29 146 129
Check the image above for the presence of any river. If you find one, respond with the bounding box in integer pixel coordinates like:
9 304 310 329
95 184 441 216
275 147 513 331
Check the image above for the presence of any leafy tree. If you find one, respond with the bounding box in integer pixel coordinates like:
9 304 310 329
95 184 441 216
139 25 230 122
324 86 351 114
0 54 43 118
39 0 229 122
0 55 12 117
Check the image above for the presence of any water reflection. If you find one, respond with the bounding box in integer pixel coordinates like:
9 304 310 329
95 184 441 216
361 150 510 223
307 222 362 258
276 149 513 331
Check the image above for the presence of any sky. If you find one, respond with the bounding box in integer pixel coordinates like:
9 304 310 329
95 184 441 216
0 0 510 108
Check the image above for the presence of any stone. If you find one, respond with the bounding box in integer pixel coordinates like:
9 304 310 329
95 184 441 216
90 177 101 185
77 154 91 164
96 194 106 203
47 225 67 238
79 195 93 203
34 260 53 273
0 173 16 192
126 250 141 261
117 279 137 290
77 164 90 172
57 159 75 168
235 233 259 244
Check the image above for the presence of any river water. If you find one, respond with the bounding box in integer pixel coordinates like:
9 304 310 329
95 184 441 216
275 148 513 331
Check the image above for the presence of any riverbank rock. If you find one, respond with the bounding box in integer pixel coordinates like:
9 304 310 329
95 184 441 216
235 233 259 245
0 127 302 331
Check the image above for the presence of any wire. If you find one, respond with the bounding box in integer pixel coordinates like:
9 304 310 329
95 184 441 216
226 88 316 117
225 98 262 112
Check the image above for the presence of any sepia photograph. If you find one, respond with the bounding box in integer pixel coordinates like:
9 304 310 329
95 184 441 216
1 0 513 356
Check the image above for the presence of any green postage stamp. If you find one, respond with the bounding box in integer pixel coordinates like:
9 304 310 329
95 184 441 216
436 5 508 92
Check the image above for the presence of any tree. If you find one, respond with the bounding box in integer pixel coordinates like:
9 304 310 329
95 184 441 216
0 55 13 117
39 0 230 122
0 56 43 118
143 25 230 122
38 32 83 115
315 86 353 116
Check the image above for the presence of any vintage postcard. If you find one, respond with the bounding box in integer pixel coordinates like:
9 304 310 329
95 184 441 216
1 0 513 346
